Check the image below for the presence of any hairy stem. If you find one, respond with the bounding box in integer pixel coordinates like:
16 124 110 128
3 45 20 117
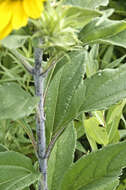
34 47 48 190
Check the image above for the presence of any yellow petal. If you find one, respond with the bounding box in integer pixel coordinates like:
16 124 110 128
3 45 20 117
0 23 12 40
23 0 44 19
0 0 12 31
11 0 28 29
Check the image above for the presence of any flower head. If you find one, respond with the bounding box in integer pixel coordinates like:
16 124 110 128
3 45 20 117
0 0 45 39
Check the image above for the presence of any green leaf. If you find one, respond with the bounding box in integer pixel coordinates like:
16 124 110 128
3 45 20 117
93 111 105 126
80 64 126 112
102 55 126 69
0 83 39 120
97 9 114 26
84 117 108 146
63 0 109 9
48 124 76 190
79 18 126 44
1 35 29 49
86 135 98 151
45 51 86 144
60 141 126 190
85 45 99 77
99 30 126 49
102 46 114 68
0 151 40 190
0 144 8 152
76 141 86 153
74 119 85 139
106 100 126 143
64 6 102 28
119 129 126 139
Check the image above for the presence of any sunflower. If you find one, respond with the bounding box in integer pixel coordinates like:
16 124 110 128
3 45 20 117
0 0 45 40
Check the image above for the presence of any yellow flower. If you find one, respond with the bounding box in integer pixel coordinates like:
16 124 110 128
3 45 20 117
0 0 45 40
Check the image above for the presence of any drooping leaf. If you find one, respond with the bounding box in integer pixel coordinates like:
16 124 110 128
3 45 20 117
0 83 39 120
79 18 126 44
0 151 40 190
60 141 126 190
63 0 109 9
1 35 29 49
80 64 126 112
48 124 76 190
45 51 86 144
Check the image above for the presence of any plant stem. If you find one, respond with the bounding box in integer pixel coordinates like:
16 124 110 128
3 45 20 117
34 47 48 190
17 120 38 157
45 127 65 159
9 49 34 74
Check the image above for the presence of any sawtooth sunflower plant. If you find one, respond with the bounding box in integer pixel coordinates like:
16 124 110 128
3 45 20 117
1 1 126 190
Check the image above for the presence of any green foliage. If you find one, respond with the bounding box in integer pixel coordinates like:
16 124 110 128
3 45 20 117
60 141 126 190
1 0 126 189
37 1 103 54
101 53 126 69
0 83 38 120
45 50 86 144
63 6 102 28
99 30 126 49
45 47 126 145
106 100 126 143
84 44 99 77
79 18 126 45
84 116 108 147
23 188 30 190
1 35 30 49
83 100 125 150
80 64 126 112
76 141 86 153
0 119 36 155
0 151 40 190
63 0 109 9
0 144 8 152
116 179 126 190
48 124 76 190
